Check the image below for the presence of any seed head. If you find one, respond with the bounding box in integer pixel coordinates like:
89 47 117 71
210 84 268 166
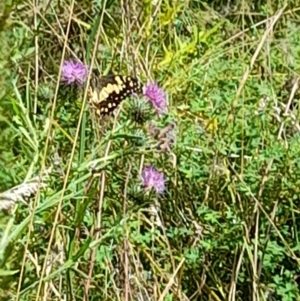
147 121 176 152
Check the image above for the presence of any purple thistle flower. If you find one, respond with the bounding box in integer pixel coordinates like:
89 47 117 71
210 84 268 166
143 82 167 115
61 60 88 86
141 166 166 194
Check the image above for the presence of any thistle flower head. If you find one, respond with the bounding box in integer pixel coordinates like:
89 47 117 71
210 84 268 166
61 60 88 86
147 122 160 138
159 132 175 152
143 82 167 115
141 166 165 194
147 121 176 152
130 99 151 125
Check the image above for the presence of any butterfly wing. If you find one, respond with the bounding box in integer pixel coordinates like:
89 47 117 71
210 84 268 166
88 74 142 116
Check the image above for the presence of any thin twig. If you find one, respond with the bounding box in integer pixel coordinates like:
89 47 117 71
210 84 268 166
123 160 133 301
83 1 110 299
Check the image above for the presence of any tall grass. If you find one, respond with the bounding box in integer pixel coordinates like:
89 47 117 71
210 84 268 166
0 0 300 300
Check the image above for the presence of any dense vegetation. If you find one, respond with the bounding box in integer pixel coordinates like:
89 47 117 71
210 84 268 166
0 0 300 300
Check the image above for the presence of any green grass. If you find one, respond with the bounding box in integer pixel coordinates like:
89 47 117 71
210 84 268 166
1 0 300 300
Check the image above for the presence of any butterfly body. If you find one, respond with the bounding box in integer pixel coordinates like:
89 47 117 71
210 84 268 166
88 74 142 116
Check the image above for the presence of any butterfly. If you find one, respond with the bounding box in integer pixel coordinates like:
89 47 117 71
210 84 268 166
87 74 143 116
